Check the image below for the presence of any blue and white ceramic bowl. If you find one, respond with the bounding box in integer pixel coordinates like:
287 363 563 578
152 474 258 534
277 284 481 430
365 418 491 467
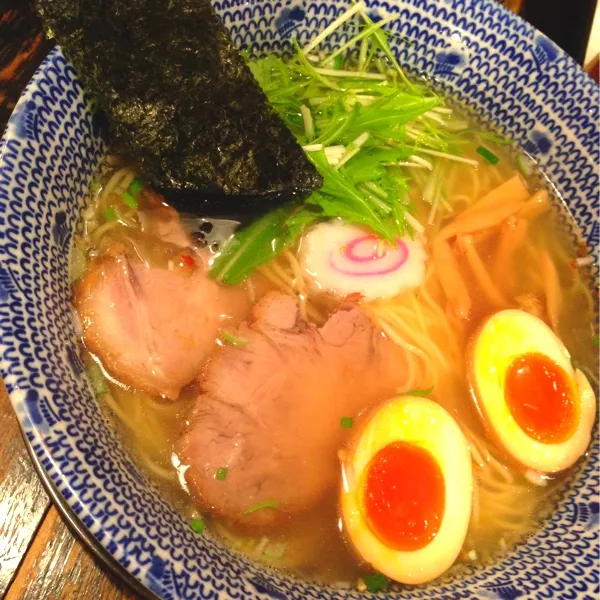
0 1 598 598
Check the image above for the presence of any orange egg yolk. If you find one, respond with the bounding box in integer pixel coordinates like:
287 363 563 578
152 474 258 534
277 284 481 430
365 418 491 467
505 352 578 444
362 442 445 551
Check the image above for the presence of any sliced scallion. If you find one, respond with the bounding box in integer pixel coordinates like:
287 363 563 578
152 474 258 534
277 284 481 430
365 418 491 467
128 178 144 196
122 191 138 209
190 518 205 534
476 145 499 165
215 466 228 481
220 331 248 346
104 207 117 222
87 363 108 397
362 572 388 592
405 386 434 397
243 500 279 515
340 417 353 429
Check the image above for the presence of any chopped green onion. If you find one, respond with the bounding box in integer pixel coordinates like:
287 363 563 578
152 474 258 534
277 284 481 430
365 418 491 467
516 153 534 178
104 207 117 221
87 363 108 397
334 54 343 70
215 466 228 481
363 572 389 592
220 331 248 346
121 191 138 209
243 500 279 515
405 386 434 397
476 146 499 165
128 178 144 196
340 417 353 429
90 181 99 193
593 335 599 348
190 518 205 534
285 111 304 127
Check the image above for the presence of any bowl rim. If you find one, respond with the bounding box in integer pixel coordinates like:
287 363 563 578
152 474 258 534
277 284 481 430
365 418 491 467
0 1 598 598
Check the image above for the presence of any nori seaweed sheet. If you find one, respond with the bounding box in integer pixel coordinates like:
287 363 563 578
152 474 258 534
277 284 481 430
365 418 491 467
34 0 322 216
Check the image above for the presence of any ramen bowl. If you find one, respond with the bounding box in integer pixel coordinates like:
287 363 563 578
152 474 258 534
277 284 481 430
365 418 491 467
0 1 598 598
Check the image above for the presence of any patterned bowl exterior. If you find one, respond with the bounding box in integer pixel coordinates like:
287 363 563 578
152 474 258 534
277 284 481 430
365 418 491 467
0 1 598 599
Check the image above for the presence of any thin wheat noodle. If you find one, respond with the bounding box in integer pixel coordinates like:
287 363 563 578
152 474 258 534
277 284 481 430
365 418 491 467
468 440 487 468
451 194 474 210
142 454 177 481
445 163 458 194
371 321 418 384
410 294 428 338
392 303 452 372
376 313 428 362
468 165 480 202
115 170 137 195
488 164 506 186
419 274 463 364
146 396 183 413
99 168 131 208
258 262 323 323
102 392 138 431
441 196 453 214
487 456 516 483
284 250 308 294
479 168 491 196
284 250 310 321
372 308 429 361
259 264 293 292
410 167 428 193
91 220 120 243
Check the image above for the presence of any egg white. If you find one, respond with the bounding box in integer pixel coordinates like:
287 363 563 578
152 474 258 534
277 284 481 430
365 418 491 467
469 309 596 473
341 396 472 585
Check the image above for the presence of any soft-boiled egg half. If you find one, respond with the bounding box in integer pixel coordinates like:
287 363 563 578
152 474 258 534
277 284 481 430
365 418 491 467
469 309 596 473
299 221 426 300
340 396 472 585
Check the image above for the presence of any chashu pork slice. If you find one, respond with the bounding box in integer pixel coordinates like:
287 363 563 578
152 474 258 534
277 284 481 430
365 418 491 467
180 292 408 528
75 247 249 399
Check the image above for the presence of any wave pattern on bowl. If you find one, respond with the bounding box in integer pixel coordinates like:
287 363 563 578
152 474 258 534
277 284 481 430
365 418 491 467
0 1 598 599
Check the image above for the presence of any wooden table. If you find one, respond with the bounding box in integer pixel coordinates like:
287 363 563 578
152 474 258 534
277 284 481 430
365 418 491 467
0 386 137 599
